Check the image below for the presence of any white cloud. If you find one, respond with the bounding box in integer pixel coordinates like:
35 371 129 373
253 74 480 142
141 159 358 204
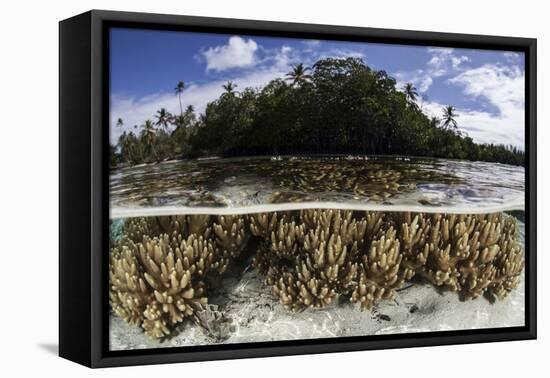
449 64 524 109
260 45 296 71
427 47 453 76
419 76 433 92
110 46 293 143
451 55 471 69
293 44 366 67
427 47 470 75
423 100 524 150
326 49 365 60
394 69 432 93
302 40 321 48
504 52 520 62
444 63 524 149
395 48 469 94
421 63 524 149
394 47 524 149
201 36 258 72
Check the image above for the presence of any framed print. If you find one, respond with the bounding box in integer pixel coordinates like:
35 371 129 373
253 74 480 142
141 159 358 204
59 10 536 368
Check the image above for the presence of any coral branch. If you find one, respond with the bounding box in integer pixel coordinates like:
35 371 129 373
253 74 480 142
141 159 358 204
110 210 524 340
351 228 404 309
110 214 246 338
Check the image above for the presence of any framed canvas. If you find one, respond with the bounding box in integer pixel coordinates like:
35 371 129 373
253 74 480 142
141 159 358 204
59 10 537 368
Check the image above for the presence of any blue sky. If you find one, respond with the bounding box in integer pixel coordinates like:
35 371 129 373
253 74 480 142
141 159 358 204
110 27 525 149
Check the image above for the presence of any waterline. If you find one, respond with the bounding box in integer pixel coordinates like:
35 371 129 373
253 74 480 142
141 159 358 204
110 200 525 219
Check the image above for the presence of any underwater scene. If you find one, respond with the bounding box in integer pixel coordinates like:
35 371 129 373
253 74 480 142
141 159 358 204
108 29 526 350
109 157 525 350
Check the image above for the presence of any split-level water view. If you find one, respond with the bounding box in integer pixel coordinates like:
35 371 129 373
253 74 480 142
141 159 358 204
108 28 526 350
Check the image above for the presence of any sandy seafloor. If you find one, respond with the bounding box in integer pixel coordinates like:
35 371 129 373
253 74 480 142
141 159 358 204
110 270 525 351
110 219 525 351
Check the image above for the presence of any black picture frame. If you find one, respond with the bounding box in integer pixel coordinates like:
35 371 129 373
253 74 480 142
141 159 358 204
59 9 537 368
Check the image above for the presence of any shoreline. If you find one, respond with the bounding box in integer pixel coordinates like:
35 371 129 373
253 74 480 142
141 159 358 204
110 153 527 171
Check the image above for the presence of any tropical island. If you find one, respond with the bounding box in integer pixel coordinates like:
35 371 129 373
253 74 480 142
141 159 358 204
110 57 524 168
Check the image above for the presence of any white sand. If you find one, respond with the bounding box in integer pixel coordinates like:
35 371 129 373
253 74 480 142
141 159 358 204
109 266 525 351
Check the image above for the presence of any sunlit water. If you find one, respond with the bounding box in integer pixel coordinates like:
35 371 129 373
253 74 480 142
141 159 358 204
108 156 526 349
110 156 524 218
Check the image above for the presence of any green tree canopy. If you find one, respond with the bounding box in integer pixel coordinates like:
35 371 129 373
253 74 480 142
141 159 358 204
112 57 524 168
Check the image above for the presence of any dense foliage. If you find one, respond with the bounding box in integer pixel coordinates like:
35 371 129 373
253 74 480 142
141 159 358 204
110 57 524 167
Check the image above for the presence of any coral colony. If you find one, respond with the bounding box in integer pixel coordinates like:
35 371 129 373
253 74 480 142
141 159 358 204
110 210 524 340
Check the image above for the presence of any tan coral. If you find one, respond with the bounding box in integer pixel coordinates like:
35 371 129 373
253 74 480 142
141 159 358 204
121 217 153 243
297 232 358 306
111 209 525 339
150 215 186 236
272 270 338 311
109 248 150 325
488 246 524 300
423 215 473 291
486 216 524 300
364 211 385 244
110 215 232 339
397 213 430 280
456 213 522 300
168 233 221 276
351 228 403 310
264 209 364 310
134 235 208 338
124 215 213 242
186 214 212 236
252 209 524 311
299 209 353 233
458 249 498 300
213 215 247 272
142 301 171 339
270 219 302 257
249 212 280 238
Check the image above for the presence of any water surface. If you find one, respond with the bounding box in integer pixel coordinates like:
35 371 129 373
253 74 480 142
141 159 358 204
110 156 524 217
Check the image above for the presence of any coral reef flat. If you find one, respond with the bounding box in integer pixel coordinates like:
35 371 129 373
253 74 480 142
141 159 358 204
110 210 524 340
109 268 524 351
109 219 525 351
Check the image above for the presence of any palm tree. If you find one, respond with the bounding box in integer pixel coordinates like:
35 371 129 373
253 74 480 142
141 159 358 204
286 63 312 87
116 118 124 128
403 83 418 104
429 116 440 128
155 108 171 130
174 81 185 116
172 106 194 128
182 105 195 124
222 81 237 94
441 106 459 130
172 105 196 131
140 119 158 160
172 114 185 129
